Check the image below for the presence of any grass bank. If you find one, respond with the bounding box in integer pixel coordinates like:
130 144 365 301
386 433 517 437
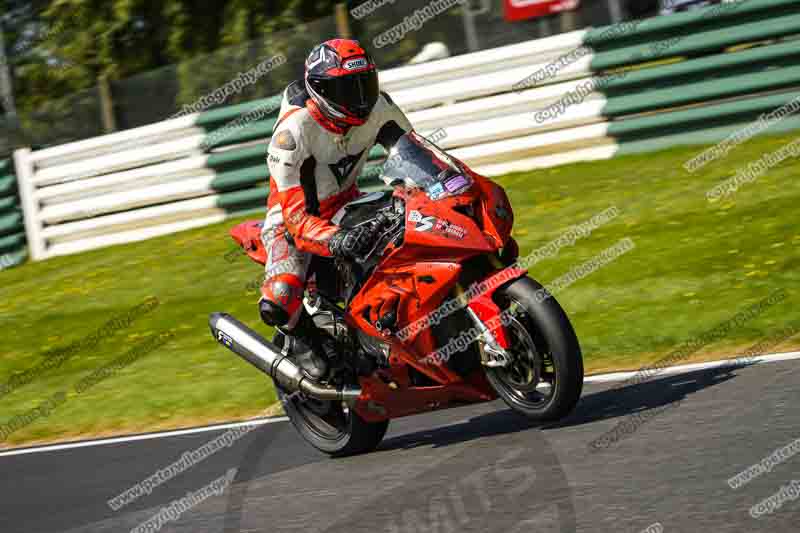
0 131 798 447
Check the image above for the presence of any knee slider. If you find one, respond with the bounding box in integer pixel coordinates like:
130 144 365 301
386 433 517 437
259 299 290 326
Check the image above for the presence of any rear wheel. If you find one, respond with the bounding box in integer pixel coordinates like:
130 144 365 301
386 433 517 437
273 332 388 457
486 277 583 421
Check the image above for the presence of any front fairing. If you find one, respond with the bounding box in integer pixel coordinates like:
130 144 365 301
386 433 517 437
398 187 496 261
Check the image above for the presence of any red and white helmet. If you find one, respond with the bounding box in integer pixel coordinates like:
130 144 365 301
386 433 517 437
304 39 380 127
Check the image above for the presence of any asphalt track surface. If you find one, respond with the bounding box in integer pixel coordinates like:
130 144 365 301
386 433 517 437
2 358 798 533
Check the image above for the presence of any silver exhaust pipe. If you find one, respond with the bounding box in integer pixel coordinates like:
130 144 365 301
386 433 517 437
208 312 361 404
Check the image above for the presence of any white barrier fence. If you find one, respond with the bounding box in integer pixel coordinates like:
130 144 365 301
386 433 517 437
15 3 800 262
13 30 599 261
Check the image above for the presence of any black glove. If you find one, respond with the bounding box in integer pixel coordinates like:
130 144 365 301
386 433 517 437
329 226 373 260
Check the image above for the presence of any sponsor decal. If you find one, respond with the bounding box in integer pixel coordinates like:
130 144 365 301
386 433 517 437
270 280 297 306
426 182 445 200
434 219 466 239
444 174 469 193
409 210 466 239
217 330 234 349
270 237 290 263
329 150 366 186
409 210 436 232
273 130 297 150
343 57 369 71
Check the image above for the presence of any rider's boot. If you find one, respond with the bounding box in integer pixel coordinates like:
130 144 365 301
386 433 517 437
276 310 336 381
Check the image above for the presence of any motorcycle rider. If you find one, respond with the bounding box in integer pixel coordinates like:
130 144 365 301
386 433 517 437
259 39 412 378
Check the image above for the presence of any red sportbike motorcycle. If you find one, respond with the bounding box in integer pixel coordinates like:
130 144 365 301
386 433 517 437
210 131 583 456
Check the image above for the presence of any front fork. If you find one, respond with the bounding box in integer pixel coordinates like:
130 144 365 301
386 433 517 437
457 256 527 368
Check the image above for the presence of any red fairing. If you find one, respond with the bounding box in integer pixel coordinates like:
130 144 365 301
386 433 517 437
466 266 529 350
230 221 267 265
468 293 512 349
470 171 514 248
389 186 496 264
342 177 523 421
231 150 529 423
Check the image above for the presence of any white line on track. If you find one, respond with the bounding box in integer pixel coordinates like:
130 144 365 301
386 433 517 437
1 350 798 458
0 416 288 458
582 350 800 383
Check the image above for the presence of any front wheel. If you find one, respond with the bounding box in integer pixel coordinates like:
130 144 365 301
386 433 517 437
485 277 584 421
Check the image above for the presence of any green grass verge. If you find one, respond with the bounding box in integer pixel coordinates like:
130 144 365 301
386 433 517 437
1 131 799 447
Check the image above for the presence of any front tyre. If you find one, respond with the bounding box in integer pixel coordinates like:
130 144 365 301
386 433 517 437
486 277 584 421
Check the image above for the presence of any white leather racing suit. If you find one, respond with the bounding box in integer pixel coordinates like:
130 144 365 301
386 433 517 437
260 80 412 325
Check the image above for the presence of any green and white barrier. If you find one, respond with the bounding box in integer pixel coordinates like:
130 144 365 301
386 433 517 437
12 0 800 261
0 157 27 269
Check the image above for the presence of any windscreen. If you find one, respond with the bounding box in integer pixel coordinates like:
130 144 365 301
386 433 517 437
381 132 472 199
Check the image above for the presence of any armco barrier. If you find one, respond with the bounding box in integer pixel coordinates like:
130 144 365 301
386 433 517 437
12 0 800 260
0 158 27 270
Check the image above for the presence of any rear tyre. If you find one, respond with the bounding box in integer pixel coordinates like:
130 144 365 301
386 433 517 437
486 276 583 421
273 331 388 457
278 388 388 457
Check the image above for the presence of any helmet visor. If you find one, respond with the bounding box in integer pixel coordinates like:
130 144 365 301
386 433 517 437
311 70 379 119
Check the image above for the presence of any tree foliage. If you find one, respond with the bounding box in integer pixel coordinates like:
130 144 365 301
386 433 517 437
2 0 340 119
